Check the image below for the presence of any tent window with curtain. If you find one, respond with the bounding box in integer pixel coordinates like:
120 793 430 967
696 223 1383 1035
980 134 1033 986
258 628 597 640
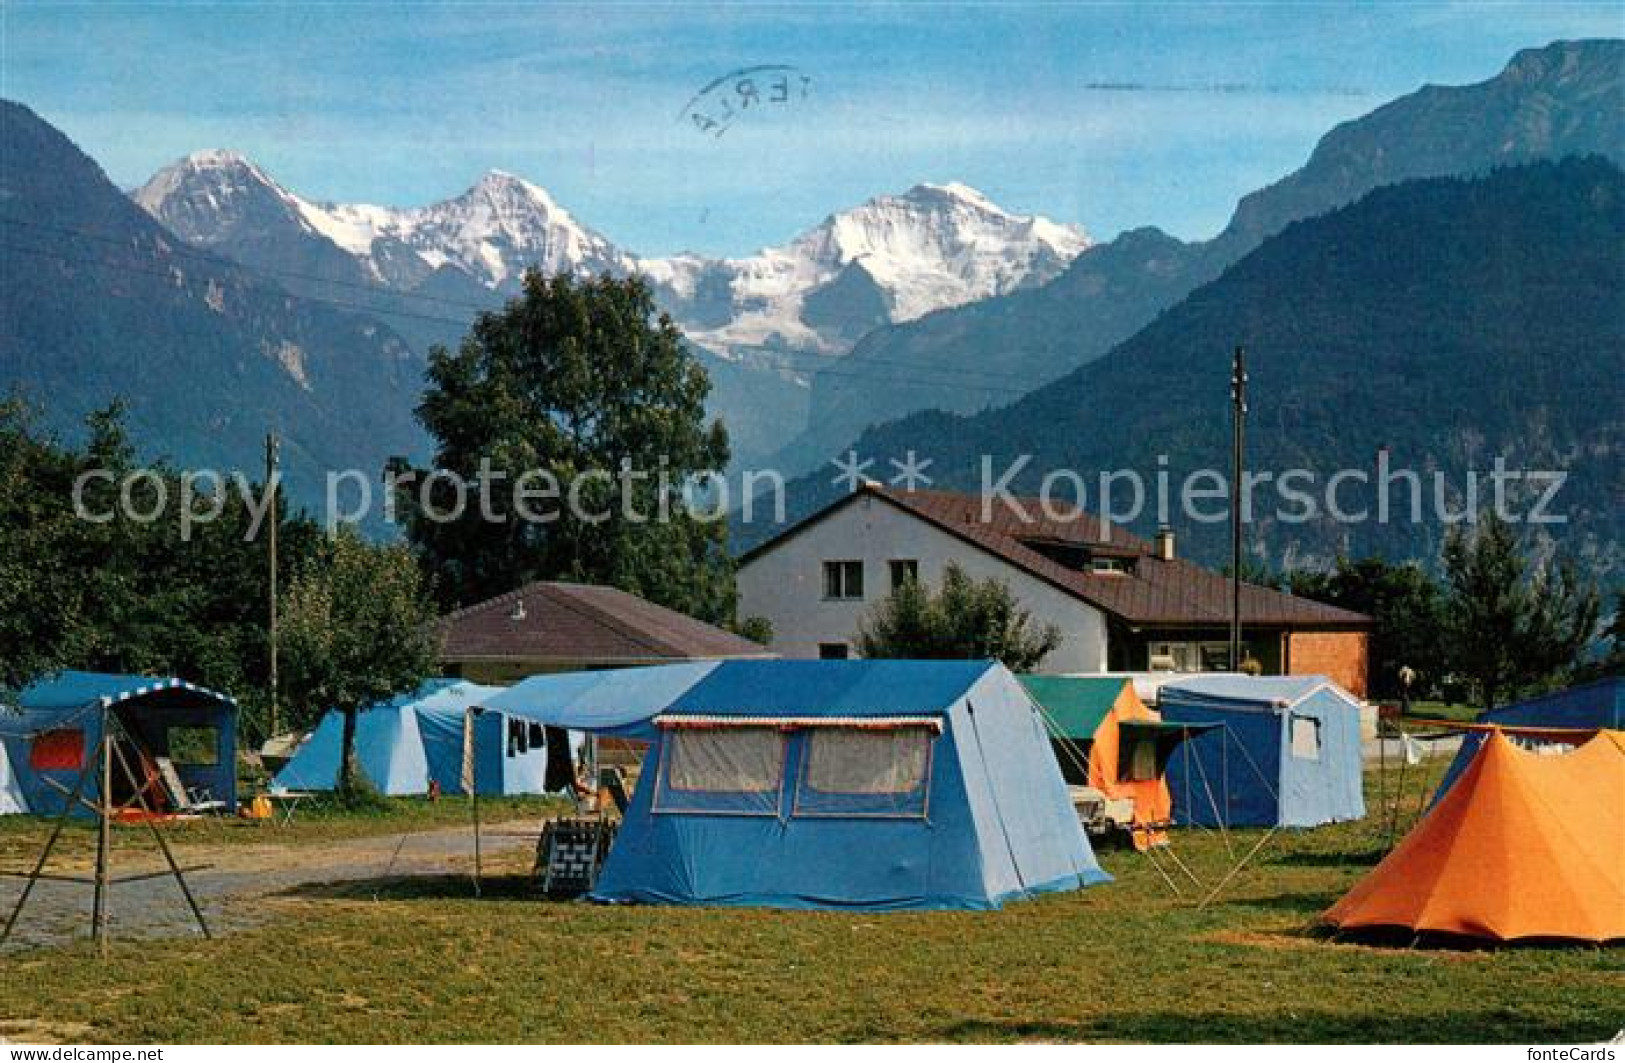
30 729 85 771
793 726 934 818
1125 736 1159 782
667 728 785 792
166 726 219 766
1290 715 1321 761
654 727 787 816
805 728 930 795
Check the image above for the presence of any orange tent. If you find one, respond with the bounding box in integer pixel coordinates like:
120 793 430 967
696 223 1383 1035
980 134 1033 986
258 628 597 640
1324 729 1625 943
1021 676 1181 848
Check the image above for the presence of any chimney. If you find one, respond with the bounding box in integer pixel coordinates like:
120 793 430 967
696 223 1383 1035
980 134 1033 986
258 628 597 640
1154 525 1175 561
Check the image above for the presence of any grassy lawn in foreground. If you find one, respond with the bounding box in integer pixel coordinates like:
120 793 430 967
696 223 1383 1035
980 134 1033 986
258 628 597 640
1403 701 1486 724
0 764 1619 1044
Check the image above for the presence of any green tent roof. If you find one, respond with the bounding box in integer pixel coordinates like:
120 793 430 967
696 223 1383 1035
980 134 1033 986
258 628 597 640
1019 676 1130 740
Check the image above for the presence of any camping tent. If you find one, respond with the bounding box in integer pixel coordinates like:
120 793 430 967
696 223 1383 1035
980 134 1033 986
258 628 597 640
590 658 1110 910
1324 729 1624 943
1160 675 1366 828
1432 677 1624 802
272 680 580 796
0 671 237 817
1020 675 1194 846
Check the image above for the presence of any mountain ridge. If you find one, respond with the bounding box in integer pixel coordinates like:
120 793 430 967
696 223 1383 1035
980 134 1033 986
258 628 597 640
0 100 430 509
754 157 1625 587
778 38 1625 476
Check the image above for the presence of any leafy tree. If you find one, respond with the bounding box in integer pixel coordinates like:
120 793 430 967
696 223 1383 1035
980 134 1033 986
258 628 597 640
858 562 1061 671
1440 513 1600 711
0 399 86 696
734 616 774 646
399 271 735 623
1288 556 1445 700
276 527 438 796
1572 592 1624 682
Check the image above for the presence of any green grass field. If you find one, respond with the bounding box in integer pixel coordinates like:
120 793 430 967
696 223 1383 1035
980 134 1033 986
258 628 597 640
1 766 1619 1044
0 794 570 868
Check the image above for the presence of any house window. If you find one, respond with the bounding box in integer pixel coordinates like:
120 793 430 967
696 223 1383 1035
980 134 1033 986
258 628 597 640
823 560 864 600
818 643 850 660
1148 641 1235 672
1091 557 1127 574
1290 716 1322 761
888 559 919 591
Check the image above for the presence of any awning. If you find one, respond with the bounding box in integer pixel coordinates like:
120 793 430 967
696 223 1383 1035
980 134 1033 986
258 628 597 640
1120 719 1223 734
476 661 721 739
655 714 944 733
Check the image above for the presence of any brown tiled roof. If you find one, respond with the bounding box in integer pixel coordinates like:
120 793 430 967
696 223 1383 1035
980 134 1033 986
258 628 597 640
753 485 1371 630
437 581 774 663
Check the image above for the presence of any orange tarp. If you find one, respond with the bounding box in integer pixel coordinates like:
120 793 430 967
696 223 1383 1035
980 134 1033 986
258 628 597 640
1026 677 1173 849
1324 729 1625 943
1090 686 1173 845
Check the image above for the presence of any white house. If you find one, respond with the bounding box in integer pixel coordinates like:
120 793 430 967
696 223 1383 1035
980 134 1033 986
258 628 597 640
736 483 1372 694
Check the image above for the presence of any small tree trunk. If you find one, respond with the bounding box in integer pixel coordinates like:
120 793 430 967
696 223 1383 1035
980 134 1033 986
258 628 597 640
338 705 359 796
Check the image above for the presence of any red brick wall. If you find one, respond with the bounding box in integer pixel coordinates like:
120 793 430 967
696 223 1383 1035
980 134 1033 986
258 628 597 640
1286 631 1369 698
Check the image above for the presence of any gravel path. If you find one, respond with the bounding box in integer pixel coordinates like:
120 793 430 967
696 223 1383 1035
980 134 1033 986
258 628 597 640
0 820 542 952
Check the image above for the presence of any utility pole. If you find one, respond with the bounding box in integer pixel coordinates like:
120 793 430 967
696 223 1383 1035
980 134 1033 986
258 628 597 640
266 432 281 739
1229 346 1247 671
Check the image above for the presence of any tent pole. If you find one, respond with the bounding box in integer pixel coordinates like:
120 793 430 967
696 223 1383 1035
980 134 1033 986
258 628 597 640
93 706 112 956
1161 843 1204 889
1197 826 1277 911
1140 846 1182 898
1387 746 1410 849
105 720 211 939
1 736 103 947
472 788 483 891
1378 711 1388 844
1412 752 1433 822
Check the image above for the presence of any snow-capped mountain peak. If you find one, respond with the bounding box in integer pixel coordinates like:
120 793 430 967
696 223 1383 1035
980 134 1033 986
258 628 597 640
133 155 1090 360
134 150 310 248
665 180 1091 351
399 169 629 287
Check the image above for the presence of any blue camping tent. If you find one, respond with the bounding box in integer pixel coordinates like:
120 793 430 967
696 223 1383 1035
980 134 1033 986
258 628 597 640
0 671 237 817
273 680 579 796
1161 675 1365 828
588 658 1110 911
1432 677 1625 802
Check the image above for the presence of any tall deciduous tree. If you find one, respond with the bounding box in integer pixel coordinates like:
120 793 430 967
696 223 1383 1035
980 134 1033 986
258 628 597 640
858 563 1061 671
400 271 735 623
1440 513 1599 711
277 528 438 796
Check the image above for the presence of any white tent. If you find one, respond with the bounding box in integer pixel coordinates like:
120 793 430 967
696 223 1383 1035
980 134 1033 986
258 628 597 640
0 739 28 814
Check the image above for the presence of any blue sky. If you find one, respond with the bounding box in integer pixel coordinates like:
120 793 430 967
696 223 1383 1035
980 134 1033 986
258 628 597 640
3 2 1620 256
